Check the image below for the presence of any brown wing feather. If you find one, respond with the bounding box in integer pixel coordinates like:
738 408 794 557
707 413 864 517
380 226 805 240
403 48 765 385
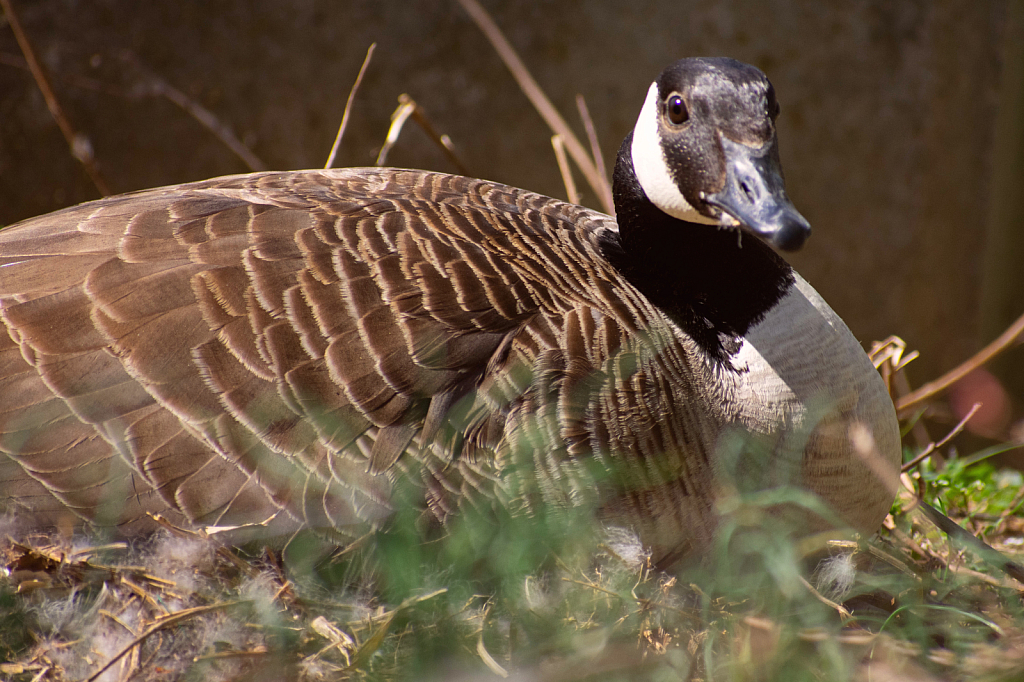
0 168 710 552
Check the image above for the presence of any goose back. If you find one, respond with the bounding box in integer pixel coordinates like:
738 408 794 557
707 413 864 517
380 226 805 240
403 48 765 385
0 168 742 556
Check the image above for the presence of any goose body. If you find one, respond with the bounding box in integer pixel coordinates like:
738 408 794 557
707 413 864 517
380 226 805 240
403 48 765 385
0 58 900 563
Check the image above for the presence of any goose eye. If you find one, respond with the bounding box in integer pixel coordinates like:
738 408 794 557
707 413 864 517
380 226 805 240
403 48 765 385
767 92 780 120
666 94 688 125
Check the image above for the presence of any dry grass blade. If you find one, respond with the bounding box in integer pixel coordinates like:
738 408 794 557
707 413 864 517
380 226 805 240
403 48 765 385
310 615 356 666
193 647 269 662
375 98 416 166
326 42 376 169
576 94 607 183
347 613 394 670
0 0 111 195
375 95 470 174
869 336 920 400
551 134 580 204
343 587 448 670
884 514 937 566
860 538 922 580
455 0 613 212
476 634 509 677
896 310 1024 416
401 94 470 174
0 663 44 677
476 603 509 677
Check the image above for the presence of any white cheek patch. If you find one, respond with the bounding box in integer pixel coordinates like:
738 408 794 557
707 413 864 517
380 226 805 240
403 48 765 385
631 83 719 226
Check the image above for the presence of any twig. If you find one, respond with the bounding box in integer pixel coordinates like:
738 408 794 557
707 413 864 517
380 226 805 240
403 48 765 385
98 609 137 638
901 402 982 473
860 539 922 580
121 576 172 616
375 95 470 174
4 47 268 173
896 310 1024 417
551 135 579 204
798 575 852 621
576 94 607 186
0 51 123 95
403 95 470 174
884 516 934 565
326 43 375 169
83 601 248 682
455 0 614 213
1 0 111 195
123 52 267 172
901 443 937 475
561 576 626 601
948 564 1024 590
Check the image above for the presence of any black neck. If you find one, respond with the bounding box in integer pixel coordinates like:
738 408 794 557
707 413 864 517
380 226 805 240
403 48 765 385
600 133 795 362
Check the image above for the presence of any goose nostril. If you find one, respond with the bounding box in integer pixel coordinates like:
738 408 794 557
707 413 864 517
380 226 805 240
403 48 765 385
740 180 755 202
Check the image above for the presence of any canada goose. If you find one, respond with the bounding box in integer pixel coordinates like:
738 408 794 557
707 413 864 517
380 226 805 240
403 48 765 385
0 57 900 564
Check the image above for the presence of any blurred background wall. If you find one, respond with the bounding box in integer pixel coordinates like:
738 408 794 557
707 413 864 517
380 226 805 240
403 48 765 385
1 0 1022 439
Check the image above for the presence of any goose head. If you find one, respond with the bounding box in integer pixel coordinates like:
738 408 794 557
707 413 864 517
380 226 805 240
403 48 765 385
619 57 811 252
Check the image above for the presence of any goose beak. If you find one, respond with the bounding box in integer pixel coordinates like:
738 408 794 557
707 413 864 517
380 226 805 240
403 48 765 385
704 135 811 251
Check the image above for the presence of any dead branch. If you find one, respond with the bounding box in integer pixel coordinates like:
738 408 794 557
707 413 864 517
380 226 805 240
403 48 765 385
896 311 1024 417
1 0 111 195
901 402 982 473
551 135 580 204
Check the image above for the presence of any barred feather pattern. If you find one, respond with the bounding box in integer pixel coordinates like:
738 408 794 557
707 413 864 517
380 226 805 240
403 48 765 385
0 169 729 556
